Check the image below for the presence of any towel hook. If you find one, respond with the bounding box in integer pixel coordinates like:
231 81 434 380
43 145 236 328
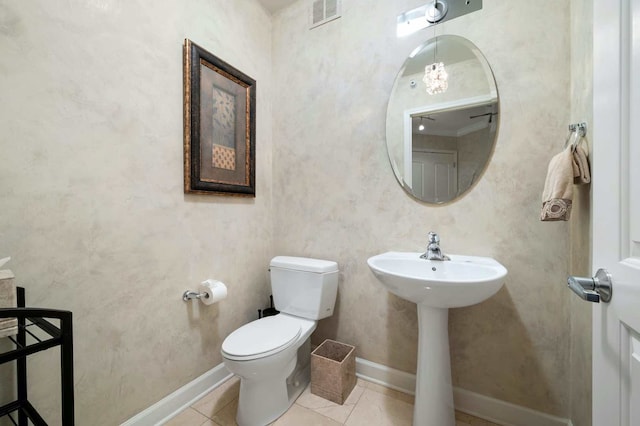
565 122 588 150
568 122 587 138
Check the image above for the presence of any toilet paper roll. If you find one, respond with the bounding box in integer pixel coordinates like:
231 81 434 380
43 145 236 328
198 279 228 305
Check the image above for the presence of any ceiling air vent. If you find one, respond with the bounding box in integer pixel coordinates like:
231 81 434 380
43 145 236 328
310 0 341 29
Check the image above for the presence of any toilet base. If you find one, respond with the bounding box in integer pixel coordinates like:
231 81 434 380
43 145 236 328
235 339 311 426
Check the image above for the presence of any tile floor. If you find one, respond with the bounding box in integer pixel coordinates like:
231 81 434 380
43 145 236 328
164 376 502 426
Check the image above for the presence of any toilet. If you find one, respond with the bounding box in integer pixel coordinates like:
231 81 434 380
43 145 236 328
221 256 339 426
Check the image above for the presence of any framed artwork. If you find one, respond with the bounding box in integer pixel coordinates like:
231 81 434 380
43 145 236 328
183 39 256 196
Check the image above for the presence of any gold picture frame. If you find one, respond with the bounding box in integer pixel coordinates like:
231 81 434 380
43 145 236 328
183 39 256 196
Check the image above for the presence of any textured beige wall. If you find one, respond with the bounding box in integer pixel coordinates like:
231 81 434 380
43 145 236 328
272 0 572 417
0 1 273 424
569 0 593 425
0 0 589 423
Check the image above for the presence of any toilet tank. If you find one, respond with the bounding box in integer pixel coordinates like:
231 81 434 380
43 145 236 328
270 256 339 320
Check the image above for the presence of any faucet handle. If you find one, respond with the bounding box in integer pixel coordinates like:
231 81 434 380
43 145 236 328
427 232 440 244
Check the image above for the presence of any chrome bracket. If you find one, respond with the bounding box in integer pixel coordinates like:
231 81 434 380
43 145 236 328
568 122 588 137
182 290 210 302
426 0 449 23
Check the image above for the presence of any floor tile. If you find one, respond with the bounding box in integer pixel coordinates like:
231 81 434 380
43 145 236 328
164 407 210 426
273 404 343 426
356 378 415 405
175 375 501 426
296 383 365 423
344 388 413 426
210 398 239 426
192 377 240 418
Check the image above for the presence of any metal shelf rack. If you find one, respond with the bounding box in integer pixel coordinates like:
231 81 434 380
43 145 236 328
0 287 74 425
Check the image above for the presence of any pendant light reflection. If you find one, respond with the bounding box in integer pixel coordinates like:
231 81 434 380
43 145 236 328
423 62 448 95
418 117 425 132
423 36 448 95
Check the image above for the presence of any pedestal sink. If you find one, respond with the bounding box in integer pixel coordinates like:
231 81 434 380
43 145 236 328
367 252 508 426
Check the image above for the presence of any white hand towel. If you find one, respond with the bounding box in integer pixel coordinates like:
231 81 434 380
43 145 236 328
572 143 591 184
541 147 574 221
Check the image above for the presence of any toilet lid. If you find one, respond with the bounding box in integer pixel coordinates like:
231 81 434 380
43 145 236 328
222 315 302 359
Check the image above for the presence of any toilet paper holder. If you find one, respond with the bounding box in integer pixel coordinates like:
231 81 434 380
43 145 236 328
182 290 209 301
182 279 228 304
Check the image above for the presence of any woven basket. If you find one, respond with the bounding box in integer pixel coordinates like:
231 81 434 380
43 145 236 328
310 339 356 404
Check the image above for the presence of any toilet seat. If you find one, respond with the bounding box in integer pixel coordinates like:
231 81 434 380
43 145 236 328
222 315 302 361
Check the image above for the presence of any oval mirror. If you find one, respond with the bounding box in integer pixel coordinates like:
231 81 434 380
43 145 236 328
385 35 499 204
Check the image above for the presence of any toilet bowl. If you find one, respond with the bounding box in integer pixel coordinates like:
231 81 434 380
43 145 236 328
222 314 316 425
221 256 339 426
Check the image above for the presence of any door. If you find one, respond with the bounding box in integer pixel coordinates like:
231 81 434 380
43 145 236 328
412 150 457 202
593 0 640 424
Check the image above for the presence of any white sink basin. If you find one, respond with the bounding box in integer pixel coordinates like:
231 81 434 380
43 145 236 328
367 251 507 308
367 251 508 426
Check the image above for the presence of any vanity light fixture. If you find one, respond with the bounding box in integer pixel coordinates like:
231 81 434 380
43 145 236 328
396 0 482 38
425 0 448 23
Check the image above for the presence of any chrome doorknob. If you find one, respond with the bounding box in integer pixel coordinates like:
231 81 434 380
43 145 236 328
567 268 613 303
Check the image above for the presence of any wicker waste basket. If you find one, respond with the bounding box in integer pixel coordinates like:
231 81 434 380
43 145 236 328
310 339 356 405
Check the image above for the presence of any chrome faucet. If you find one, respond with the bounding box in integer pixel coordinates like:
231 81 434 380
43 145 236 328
420 232 450 261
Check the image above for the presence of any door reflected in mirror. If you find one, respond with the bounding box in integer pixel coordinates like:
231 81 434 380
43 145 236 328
386 35 499 204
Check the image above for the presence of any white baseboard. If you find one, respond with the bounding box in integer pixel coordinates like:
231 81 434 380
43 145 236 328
120 363 232 426
354 357 571 426
452 387 571 426
122 357 571 426
355 357 416 395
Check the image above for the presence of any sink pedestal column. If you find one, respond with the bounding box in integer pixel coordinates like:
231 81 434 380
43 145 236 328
414 305 454 426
